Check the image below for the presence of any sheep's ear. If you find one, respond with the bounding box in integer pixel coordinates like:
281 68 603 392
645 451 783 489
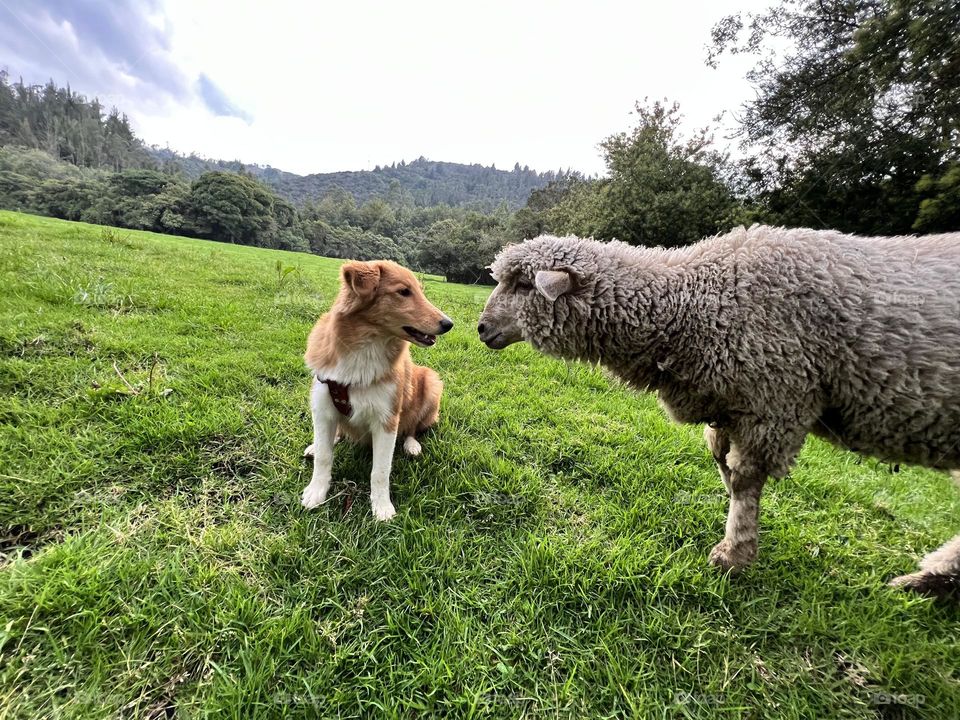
339 261 381 313
535 269 573 301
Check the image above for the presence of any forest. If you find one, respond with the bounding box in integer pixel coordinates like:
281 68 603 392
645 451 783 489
1 0 957 282
151 148 560 210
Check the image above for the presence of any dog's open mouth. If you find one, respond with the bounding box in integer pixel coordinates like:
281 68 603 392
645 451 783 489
403 326 437 347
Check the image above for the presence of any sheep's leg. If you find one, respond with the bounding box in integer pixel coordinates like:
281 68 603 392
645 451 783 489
890 534 960 598
706 420 808 573
708 447 766 572
704 425 732 494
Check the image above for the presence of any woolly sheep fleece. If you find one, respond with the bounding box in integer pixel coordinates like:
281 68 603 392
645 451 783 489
479 225 960 596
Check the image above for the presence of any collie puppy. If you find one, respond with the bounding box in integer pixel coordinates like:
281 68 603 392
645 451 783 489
301 260 453 520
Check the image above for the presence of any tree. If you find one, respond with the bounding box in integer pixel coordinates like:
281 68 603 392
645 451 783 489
313 185 357 226
914 163 960 232
185 171 294 248
0 74 154 172
709 0 960 234
357 197 398 236
32 177 104 221
0 71 15 146
414 214 506 283
301 220 405 263
546 101 737 247
109 170 191 232
508 206 547 241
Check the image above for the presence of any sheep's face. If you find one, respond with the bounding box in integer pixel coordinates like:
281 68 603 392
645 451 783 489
478 236 597 356
477 264 577 350
477 276 525 349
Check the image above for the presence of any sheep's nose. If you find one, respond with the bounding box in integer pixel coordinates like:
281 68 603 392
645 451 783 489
439 317 454 333
477 322 486 335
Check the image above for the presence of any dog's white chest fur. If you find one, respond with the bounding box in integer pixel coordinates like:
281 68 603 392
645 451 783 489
312 376 396 435
311 340 398 435
319 340 393 386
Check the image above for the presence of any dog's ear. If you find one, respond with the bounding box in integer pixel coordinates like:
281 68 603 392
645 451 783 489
535 269 573 301
339 261 381 313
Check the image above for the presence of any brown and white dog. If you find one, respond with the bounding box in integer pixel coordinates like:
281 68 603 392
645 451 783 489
301 260 453 520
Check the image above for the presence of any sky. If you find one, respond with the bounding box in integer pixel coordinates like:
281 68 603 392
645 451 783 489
0 0 772 177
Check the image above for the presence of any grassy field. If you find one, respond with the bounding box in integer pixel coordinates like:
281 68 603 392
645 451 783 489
1 210 958 719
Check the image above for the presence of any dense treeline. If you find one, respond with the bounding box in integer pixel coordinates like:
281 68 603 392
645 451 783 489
0 71 153 172
0 142 528 282
0 72 528 282
0 137 528 282
151 148 559 212
1 0 957 284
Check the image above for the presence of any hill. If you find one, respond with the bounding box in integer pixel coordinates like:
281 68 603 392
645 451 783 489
1 72 556 210
149 148 558 210
2 210 959 717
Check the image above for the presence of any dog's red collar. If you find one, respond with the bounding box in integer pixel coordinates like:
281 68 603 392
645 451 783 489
317 376 352 417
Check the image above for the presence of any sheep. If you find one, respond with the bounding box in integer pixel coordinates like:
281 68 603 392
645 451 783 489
477 225 960 597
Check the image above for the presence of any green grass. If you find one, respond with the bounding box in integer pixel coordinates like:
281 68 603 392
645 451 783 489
0 210 958 719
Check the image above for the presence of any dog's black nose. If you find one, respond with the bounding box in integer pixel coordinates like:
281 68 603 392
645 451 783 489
477 322 486 335
439 317 454 333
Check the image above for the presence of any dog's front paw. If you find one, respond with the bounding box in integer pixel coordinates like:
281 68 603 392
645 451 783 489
371 499 396 522
303 443 315 458
402 436 422 456
708 539 756 573
301 482 329 509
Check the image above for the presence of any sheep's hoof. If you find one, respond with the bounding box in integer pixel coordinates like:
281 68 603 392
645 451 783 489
708 539 756 573
890 571 960 599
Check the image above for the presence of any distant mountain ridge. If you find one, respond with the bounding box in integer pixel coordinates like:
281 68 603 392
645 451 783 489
149 147 561 210
0 68 559 211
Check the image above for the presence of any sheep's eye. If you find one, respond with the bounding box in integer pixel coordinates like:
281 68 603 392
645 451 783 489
398 287 412 297
515 280 533 292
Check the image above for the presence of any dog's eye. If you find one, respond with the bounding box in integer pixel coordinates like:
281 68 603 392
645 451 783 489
398 287 412 297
